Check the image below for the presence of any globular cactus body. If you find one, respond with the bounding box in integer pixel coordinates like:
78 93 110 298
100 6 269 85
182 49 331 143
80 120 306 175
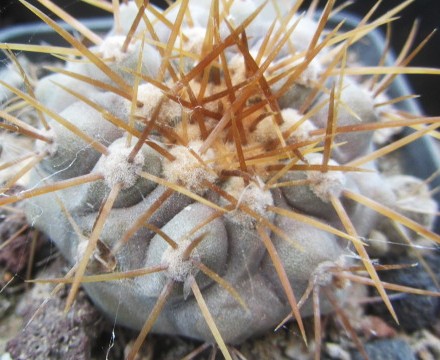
22 0 389 343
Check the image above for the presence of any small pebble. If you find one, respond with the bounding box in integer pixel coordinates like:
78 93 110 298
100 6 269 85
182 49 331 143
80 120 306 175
369 254 439 332
351 339 415 360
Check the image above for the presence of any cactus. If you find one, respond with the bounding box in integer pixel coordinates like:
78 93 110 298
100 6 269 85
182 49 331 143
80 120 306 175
1 0 439 359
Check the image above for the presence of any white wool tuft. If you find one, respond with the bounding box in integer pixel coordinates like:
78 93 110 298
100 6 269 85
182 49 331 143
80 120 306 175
98 141 144 189
163 141 217 194
222 177 273 228
98 36 135 62
132 83 182 125
305 154 346 202
161 239 199 282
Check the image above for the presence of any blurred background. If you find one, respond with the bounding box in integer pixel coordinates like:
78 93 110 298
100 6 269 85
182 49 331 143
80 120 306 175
0 0 439 116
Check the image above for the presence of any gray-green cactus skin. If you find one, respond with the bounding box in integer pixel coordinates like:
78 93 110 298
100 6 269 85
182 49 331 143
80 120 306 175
15 0 436 345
